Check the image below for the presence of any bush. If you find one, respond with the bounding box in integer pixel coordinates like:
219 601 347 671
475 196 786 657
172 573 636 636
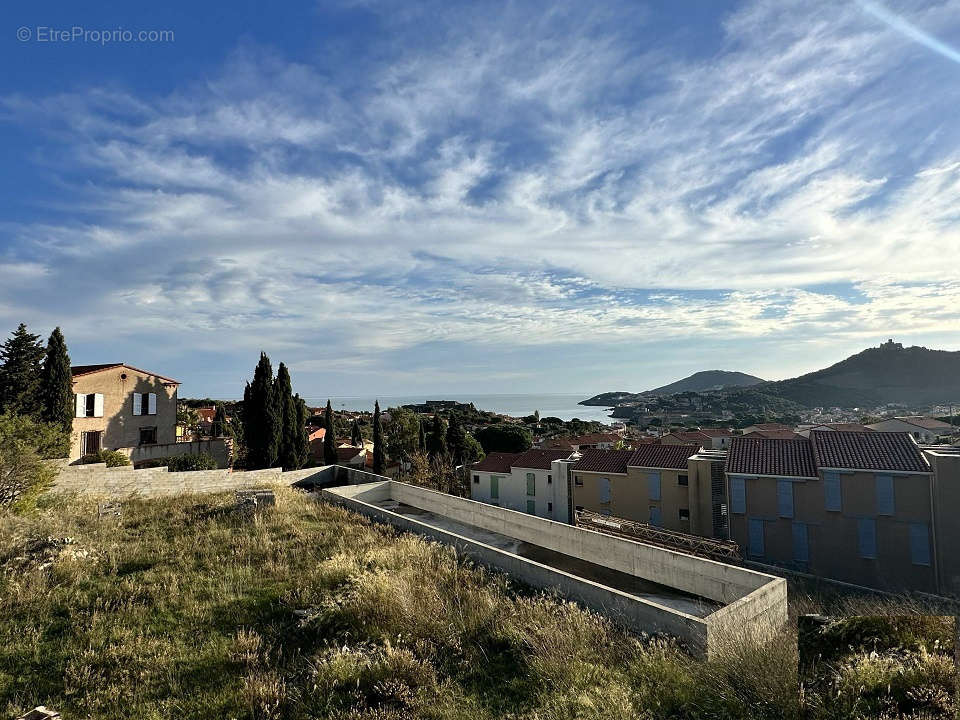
79 449 130 467
476 423 533 453
166 453 218 472
0 413 67 511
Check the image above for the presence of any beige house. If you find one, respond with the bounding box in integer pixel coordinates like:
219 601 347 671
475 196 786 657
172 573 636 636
867 416 956 443
70 363 179 461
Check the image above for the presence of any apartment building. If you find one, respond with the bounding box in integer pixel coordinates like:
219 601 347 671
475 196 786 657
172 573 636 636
571 445 700 532
868 416 955 443
726 432 937 593
470 449 577 522
661 428 734 449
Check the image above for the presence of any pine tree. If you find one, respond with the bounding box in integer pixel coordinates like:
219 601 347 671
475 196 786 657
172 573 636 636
446 413 467 465
0 324 45 416
294 394 309 468
276 362 299 470
426 413 446 456
39 327 72 433
244 353 280 469
351 418 363 447
323 399 337 465
372 400 386 475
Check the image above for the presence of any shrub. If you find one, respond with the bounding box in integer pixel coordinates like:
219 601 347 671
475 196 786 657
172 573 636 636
79 449 130 467
166 452 218 472
0 412 67 511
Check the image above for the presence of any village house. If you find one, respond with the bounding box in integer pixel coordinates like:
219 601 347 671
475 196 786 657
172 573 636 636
867 416 956 443
470 449 578 522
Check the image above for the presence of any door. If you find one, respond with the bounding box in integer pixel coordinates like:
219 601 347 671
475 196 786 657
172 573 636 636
82 430 103 455
490 475 499 499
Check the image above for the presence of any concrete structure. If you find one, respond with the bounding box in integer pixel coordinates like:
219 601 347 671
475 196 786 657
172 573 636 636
726 432 938 593
923 445 960 595
70 363 179 460
868 416 956 443
470 449 577 522
323 480 787 658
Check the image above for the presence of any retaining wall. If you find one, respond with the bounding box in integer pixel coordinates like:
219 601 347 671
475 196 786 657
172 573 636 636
323 481 788 658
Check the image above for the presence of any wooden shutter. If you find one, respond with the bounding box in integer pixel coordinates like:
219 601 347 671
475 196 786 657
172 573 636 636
857 518 877 559
748 518 765 557
148 393 157 415
647 471 661 501
777 479 794 518
792 522 809 563
875 474 895 516
133 393 142 416
730 476 746 514
824 471 842 511
75 393 86 418
93 394 104 418
599 477 611 504
910 523 930 566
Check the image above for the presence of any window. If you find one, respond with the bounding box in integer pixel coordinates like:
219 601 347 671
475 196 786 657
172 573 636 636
574 475 583 486
526 500 535 514
81 430 103 455
824 471 842 512
730 476 746 514
858 518 877 559
748 518 765 558
910 523 931 566
133 392 157 416
76 393 104 418
875 474 895 516
473 474 480 484
648 471 661 501
792 522 809 563
526 472 536 496
599 477 611 503
649 506 661 526
679 508 689 521
678 474 688 486
547 474 552 484
777 479 794 519
490 476 499 499
139 426 157 445
547 502 553 512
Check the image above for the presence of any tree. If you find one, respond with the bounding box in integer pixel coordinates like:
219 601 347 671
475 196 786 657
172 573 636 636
0 413 68 511
38 327 72 434
476 423 533 453
351 418 363 446
426 413 446 456
243 353 281 469
0 324 44 416
323 399 337 465
386 406 419 462
462 432 484 463
445 414 468 465
211 403 229 437
372 400 386 475
294 394 309 468
418 419 427 452
276 362 300 470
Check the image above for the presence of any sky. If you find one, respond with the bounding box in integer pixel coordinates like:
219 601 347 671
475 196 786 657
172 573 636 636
2 0 960 399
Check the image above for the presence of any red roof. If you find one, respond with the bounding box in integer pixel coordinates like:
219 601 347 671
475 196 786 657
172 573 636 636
743 430 803 440
572 449 634 474
727 437 817 478
195 407 216 422
893 416 954 431
664 431 709 443
71 363 180 385
472 452 521 473
512 449 575 469
811 431 930 473
571 432 621 445
699 427 734 437
746 423 793 432
811 423 874 432
628 444 699 469
336 446 365 463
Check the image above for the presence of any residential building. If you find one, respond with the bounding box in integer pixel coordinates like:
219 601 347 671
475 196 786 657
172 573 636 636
571 445 700 532
868 416 956 443
470 449 577 522
726 432 937 593
797 422 873 437
923 445 960 594
542 432 621 451
70 363 179 461
661 428 733 449
742 422 793 435
742 429 804 440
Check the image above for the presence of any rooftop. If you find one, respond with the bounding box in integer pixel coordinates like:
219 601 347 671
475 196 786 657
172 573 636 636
811 431 930 473
512 448 576 469
628 444 699 470
572 449 635 474
472 452 521 473
71 363 181 385
727 437 817 478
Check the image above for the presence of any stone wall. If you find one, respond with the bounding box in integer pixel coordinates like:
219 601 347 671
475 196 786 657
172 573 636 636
123 438 232 468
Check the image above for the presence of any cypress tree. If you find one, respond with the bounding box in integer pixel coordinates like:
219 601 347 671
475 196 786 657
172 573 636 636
211 403 228 437
426 413 446 456
39 327 72 433
446 414 467 465
372 400 386 475
351 418 363 447
276 362 299 470
294 394 309 468
418 419 427 452
0 324 45 416
323 399 337 465
244 352 280 469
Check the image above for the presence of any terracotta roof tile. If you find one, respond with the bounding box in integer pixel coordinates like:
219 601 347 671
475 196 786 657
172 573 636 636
512 449 575 469
472 452 521 473
628 444 699 469
727 437 817 478
572 449 634 474
811 431 930 473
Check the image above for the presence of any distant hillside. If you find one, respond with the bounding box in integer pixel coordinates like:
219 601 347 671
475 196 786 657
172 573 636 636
645 370 765 396
767 340 960 407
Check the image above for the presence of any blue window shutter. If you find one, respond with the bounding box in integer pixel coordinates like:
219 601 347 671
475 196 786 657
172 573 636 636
792 522 809 563
731 476 745 514
875 474 894 516
526 473 536 496
910 523 931 566
599 477 611 504
824 471 841 511
777 479 794 518
748 518 764 557
648 472 661 501
649 506 661 526
858 518 877 559
526 500 536 515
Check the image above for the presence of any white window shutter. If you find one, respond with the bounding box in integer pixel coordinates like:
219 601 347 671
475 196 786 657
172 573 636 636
75 393 86 418
133 393 142 416
148 393 157 415
93 394 104 418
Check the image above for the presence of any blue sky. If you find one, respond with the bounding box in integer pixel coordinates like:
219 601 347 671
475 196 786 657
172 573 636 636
2 0 960 399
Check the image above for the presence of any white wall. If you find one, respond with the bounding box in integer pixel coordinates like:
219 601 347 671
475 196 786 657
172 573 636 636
470 463 571 523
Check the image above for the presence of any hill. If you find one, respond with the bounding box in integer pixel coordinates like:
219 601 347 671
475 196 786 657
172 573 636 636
645 370 765 396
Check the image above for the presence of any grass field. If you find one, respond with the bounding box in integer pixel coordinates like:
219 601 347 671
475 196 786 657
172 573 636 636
0 488 954 719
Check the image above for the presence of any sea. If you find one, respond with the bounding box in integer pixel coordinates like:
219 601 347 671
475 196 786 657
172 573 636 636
302 394 617 423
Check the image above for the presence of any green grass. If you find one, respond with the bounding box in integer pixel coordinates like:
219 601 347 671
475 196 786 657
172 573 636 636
0 489 949 719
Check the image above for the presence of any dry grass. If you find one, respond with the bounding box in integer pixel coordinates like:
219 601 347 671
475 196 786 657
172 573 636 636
0 489 950 719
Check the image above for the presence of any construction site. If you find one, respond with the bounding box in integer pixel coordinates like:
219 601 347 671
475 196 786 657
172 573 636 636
322 480 788 658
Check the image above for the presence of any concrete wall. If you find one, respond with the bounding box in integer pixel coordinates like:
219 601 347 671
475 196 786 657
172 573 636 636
71 366 178 460
124 438 232 468
324 481 787 658
927 450 960 595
